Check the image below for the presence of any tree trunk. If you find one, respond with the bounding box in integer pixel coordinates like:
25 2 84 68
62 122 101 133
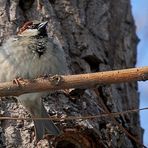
0 0 142 147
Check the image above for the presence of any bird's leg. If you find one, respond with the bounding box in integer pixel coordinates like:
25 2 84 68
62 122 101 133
42 74 49 79
38 74 51 79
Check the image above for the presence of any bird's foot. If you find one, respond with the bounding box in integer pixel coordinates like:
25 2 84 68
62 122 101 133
49 75 62 85
13 77 23 87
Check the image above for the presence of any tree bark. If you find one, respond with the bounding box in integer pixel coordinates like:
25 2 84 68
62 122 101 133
0 0 142 147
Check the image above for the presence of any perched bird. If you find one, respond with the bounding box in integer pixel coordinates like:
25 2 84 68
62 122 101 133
0 21 67 141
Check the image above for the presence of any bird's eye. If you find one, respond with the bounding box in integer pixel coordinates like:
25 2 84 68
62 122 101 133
28 25 33 29
28 24 39 29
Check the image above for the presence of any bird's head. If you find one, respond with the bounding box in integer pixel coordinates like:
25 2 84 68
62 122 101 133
17 21 48 37
16 21 48 58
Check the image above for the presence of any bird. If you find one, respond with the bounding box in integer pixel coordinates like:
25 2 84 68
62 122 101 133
0 21 67 141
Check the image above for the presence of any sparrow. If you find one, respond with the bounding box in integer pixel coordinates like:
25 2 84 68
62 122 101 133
0 21 67 141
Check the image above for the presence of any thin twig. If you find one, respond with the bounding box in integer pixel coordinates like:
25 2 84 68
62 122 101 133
0 107 147 121
0 106 147 147
94 89 146 148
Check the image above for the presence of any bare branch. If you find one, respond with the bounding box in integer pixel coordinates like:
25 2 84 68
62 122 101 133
0 66 148 97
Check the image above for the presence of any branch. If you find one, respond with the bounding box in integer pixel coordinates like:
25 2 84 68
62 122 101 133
0 66 148 97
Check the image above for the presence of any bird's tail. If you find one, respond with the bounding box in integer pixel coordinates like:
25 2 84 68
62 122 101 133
34 106 60 141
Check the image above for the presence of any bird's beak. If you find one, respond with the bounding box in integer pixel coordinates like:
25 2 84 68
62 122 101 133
37 21 48 32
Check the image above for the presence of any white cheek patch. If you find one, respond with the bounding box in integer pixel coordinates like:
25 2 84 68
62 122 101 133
18 29 39 37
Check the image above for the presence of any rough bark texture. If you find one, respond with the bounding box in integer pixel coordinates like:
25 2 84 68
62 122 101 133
0 0 142 147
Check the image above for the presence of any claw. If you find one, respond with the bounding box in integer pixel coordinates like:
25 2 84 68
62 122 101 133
13 77 23 87
49 75 62 85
